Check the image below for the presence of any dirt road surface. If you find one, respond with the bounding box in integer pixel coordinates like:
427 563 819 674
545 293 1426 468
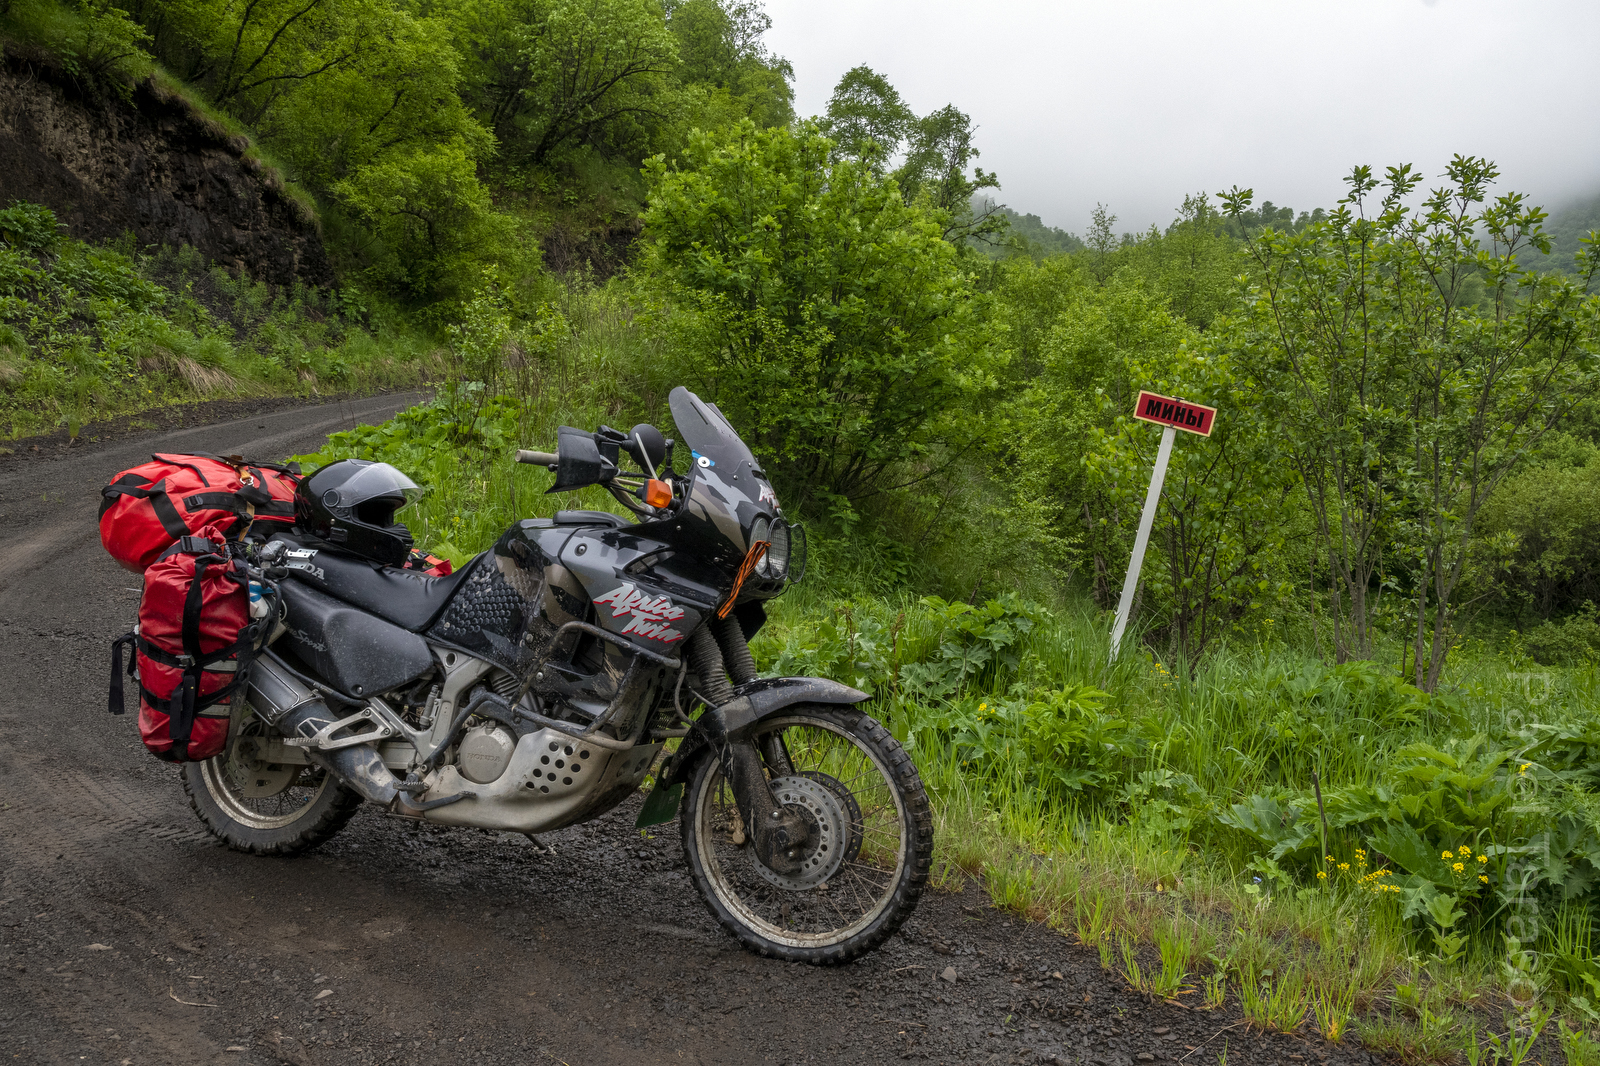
0 398 1387 1066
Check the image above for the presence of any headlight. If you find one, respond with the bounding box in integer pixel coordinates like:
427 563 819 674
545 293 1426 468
749 516 771 565
759 518 790 580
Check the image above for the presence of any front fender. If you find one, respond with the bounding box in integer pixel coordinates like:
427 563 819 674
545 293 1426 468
659 676 868 787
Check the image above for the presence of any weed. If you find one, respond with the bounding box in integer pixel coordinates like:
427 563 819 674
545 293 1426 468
1559 1019 1600 1066
1310 975 1356 1042
1152 916 1194 998
1484 1006 1553 1066
1119 935 1147 993
1357 1008 1465 1065
1202 968 1227 1010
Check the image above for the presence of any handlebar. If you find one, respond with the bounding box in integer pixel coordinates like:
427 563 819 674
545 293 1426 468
515 450 558 468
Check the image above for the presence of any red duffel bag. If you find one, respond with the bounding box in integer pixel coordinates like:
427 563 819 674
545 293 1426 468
108 528 264 762
231 457 301 539
99 453 281 572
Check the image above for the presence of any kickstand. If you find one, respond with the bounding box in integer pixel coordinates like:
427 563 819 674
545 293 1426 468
523 833 556 856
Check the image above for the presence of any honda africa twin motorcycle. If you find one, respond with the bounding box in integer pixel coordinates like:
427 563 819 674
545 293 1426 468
186 387 934 962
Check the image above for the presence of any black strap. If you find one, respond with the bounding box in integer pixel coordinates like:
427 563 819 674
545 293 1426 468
158 535 224 560
135 630 255 669
182 490 263 514
149 491 189 541
181 558 209 663
150 454 215 487
139 678 241 719
102 478 192 541
167 671 199 761
247 460 302 476
108 632 136 715
99 473 151 518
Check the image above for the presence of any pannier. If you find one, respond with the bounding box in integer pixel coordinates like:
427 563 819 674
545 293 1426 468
108 527 271 762
99 453 301 572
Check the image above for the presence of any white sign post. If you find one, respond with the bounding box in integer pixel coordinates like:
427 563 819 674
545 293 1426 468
1108 391 1219 663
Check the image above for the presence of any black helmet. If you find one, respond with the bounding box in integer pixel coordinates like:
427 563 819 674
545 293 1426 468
294 459 421 566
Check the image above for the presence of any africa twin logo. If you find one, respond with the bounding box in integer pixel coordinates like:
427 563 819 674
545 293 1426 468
592 583 686 643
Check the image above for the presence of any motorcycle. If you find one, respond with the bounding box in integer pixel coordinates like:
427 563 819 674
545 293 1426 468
182 386 935 963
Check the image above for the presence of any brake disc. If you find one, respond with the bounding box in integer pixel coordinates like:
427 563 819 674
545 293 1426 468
801 770 863 865
751 775 848 891
228 736 299 798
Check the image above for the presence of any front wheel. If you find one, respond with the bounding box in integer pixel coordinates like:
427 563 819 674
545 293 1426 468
679 704 934 963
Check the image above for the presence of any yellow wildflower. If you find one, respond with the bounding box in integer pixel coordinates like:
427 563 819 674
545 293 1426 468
1338 863 1350 871
1453 863 1464 873
1480 875 1489 884
1459 845 1470 856
1442 850 1453 860
1317 871 1327 880
1478 854 1488 864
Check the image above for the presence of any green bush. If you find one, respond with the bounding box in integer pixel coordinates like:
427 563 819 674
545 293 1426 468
640 119 997 504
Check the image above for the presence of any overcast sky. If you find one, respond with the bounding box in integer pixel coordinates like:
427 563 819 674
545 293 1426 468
762 0 1600 235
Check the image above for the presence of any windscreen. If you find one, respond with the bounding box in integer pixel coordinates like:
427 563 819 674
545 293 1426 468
668 387 760 480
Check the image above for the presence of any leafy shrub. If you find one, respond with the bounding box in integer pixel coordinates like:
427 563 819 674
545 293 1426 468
0 202 63 251
1522 604 1600 666
641 119 996 503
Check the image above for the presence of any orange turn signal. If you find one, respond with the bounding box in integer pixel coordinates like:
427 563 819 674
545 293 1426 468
643 479 674 508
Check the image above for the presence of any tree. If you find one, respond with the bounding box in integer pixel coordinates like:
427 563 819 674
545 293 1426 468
819 64 910 167
263 12 490 194
640 120 995 502
517 0 678 164
1221 157 1600 688
439 0 678 166
664 0 792 129
1086 340 1295 667
334 139 518 302
820 67 1002 246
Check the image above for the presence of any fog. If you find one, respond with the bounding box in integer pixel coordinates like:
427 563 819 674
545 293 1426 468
763 0 1600 235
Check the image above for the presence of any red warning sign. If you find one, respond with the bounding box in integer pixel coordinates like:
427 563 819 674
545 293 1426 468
1132 391 1216 437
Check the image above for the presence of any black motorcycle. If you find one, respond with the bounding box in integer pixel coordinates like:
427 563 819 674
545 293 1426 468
185 386 935 962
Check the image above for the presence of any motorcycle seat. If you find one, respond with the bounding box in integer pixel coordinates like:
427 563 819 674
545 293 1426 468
553 509 631 528
272 535 480 632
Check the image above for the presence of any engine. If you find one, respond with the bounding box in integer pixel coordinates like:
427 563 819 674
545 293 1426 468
455 722 517 783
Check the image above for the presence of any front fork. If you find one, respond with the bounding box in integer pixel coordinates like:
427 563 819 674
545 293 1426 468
688 617 812 876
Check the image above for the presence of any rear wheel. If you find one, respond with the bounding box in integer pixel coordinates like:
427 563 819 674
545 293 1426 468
679 705 933 963
182 716 363 856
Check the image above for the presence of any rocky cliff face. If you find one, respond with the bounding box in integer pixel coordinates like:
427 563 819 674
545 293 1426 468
0 47 331 286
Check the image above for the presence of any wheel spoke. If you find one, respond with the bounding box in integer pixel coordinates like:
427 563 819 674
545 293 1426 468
687 711 921 953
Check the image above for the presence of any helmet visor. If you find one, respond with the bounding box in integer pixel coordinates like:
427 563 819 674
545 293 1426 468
323 461 423 513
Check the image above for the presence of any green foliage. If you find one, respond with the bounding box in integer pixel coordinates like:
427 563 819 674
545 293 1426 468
1474 438 1600 622
641 119 996 502
820 65 1002 245
1523 606 1600 667
0 201 65 252
1221 158 1600 688
0 202 427 437
334 140 520 303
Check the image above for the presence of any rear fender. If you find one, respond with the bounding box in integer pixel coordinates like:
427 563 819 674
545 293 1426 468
658 676 868 788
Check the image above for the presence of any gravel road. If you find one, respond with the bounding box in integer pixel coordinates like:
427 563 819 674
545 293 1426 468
0 397 1391 1066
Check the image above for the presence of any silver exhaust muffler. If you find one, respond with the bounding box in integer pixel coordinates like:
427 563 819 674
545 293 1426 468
247 654 400 805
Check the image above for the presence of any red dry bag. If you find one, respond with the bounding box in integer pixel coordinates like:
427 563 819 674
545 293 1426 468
99 453 284 572
245 462 301 538
108 528 263 762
